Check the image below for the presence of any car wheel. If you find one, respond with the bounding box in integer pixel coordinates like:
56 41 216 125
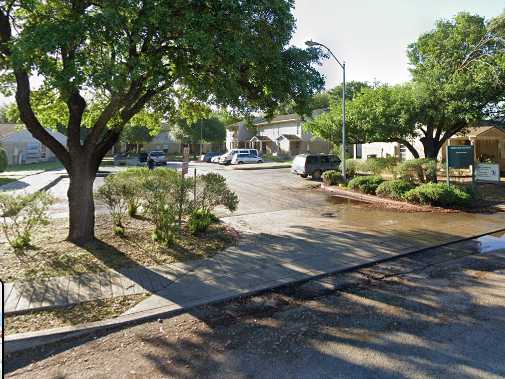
312 170 322 180
237 161 243 164
300 174 308 178
258 160 263 163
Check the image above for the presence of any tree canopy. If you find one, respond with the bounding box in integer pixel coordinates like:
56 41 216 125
307 12 505 159
0 0 325 244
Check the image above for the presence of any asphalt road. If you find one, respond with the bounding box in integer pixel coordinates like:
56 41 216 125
6 236 505 378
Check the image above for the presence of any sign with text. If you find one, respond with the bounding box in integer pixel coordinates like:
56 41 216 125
475 163 500 183
447 145 474 169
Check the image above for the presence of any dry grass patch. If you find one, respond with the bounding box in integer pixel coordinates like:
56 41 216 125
0 215 238 282
5 293 148 335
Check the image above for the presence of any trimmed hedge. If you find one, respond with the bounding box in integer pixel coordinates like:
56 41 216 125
376 179 416 200
322 170 344 186
347 175 384 195
403 183 472 207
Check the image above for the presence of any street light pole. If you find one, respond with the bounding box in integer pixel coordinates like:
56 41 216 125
341 61 346 180
305 40 347 180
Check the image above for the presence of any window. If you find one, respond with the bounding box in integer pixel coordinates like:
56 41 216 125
399 145 407 161
355 144 362 159
306 156 318 164
320 156 330 164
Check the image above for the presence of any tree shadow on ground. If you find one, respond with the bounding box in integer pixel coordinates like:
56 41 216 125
5 224 505 376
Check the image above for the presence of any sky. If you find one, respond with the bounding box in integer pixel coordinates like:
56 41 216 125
291 0 505 89
1 1 503 106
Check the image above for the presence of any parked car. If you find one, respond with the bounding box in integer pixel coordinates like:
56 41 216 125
126 152 148 166
231 151 263 165
201 152 221 163
219 149 259 165
291 154 341 180
210 155 221 163
113 152 128 166
147 150 167 166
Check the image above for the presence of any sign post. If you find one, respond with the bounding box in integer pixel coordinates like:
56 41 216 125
446 145 474 186
182 146 189 176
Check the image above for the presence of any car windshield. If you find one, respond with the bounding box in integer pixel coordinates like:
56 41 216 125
150 151 164 156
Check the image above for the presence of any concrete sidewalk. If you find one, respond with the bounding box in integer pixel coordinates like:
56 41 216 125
0 169 65 193
4 213 504 316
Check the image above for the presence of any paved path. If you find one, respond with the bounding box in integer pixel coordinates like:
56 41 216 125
4 210 504 315
0 169 64 193
5 167 505 317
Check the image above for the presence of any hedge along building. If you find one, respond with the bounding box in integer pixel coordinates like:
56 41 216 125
225 111 331 156
0 124 67 165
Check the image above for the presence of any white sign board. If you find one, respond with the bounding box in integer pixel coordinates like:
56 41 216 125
475 163 500 183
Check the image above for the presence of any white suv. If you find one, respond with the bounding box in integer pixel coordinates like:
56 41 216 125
231 151 263 165
219 149 259 165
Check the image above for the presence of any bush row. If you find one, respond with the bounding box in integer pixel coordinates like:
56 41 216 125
343 158 437 183
97 168 238 245
344 175 475 208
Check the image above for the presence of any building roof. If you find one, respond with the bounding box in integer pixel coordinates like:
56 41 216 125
455 125 505 139
226 109 327 130
277 134 301 141
0 124 22 140
250 135 272 142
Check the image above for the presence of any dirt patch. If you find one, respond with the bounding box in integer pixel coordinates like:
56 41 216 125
0 215 238 282
5 294 148 335
5 240 505 378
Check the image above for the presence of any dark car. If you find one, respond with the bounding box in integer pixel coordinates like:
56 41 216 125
201 151 221 163
291 154 341 180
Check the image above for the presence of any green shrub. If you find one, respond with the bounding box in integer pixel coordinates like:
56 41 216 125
114 167 150 217
403 183 472 207
347 175 384 195
0 191 54 249
396 158 437 183
188 209 218 234
96 175 129 231
0 147 7 173
322 170 344 186
362 157 398 175
142 168 188 244
343 159 365 178
193 173 238 213
376 179 416 200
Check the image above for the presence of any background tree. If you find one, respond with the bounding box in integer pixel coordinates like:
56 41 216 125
406 12 505 158
307 12 505 159
0 1 324 244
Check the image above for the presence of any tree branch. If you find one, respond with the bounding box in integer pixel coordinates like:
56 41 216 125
387 138 420 159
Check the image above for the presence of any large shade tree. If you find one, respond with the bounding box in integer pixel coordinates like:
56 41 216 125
307 12 505 159
0 0 325 244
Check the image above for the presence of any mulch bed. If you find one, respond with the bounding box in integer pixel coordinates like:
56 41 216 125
0 215 239 282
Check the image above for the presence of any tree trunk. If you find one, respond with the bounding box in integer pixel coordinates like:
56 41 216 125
67 157 96 245
420 137 440 159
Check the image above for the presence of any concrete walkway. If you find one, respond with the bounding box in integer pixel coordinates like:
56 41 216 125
0 169 65 193
4 214 504 315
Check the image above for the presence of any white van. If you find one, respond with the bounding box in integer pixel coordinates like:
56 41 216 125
219 149 259 165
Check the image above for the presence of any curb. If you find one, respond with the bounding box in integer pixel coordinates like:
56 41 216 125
230 163 291 171
5 226 505 354
321 184 460 213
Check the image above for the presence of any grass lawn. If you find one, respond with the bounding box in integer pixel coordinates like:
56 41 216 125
0 177 17 186
5 160 63 173
0 215 238 282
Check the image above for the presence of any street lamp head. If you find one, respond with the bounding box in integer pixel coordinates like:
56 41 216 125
305 40 319 47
